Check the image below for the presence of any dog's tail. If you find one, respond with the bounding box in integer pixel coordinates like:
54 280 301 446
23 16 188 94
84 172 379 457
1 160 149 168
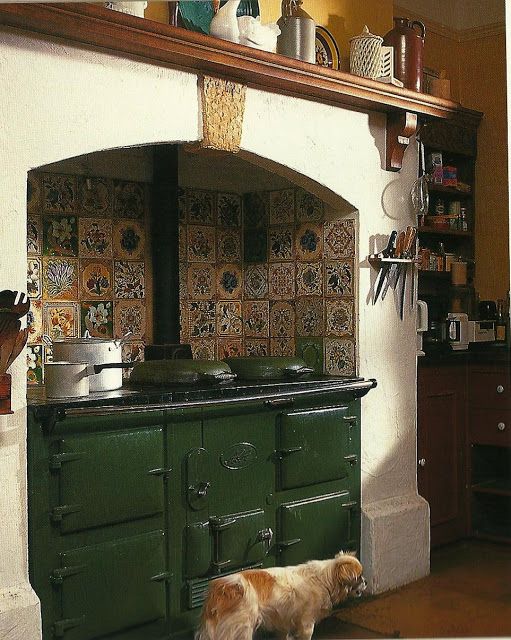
195 576 246 640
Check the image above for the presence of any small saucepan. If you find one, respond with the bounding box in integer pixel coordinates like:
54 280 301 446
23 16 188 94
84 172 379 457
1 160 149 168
45 361 134 399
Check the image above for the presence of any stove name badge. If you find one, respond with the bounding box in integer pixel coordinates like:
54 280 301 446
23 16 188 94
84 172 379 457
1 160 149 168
220 442 258 470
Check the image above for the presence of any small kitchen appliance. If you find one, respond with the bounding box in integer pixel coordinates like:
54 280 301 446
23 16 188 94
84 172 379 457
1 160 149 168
447 312 469 350
468 320 495 343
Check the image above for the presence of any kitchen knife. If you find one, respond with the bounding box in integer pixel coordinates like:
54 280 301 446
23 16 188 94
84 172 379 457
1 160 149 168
373 230 398 304
381 230 405 301
398 226 417 319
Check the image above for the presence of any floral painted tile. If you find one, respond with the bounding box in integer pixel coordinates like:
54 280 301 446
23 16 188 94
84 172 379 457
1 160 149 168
296 337 324 373
121 341 145 380
79 218 113 258
43 302 79 340
296 188 324 222
243 229 267 263
189 338 216 360
217 192 241 227
269 301 295 337
217 229 242 262
295 223 323 260
216 264 242 300
113 180 145 219
179 264 188 301
27 258 42 300
268 262 295 299
269 226 294 261
245 339 269 357
324 260 354 297
180 304 189 342
187 263 216 300
114 299 146 339
42 258 79 300
217 338 242 360
43 344 53 364
179 225 187 262
187 189 215 225
178 187 187 223
296 297 324 336
27 299 43 344
269 189 295 225
27 345 43 385
81 301 114 338
296 262 323 296
323 219 355 259
27 215 42 255
217 301 243 337
43 215 78 256
243 192 269 228
42 173 76 214
187 225 216 263
244 264 268 299
27 173 41 214
243 300 269 338
81 259 113 299
78 176 112 217
270 337 295 357
114 261 145 299
325 299 354 337
188 301 216 338
324 338 356 376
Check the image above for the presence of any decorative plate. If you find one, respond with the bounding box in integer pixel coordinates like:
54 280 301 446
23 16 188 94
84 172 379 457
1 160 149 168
315 26 340 70
178 1 260 35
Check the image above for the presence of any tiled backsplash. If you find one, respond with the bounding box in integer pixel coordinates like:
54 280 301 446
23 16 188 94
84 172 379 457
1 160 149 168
26 171 150 384
179 187 357 375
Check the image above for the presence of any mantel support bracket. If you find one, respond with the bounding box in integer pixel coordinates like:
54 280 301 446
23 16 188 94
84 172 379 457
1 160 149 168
386 111 418 171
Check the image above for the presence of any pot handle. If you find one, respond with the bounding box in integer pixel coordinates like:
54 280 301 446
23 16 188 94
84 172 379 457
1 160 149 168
112 331 133 350
411 20 426 40
200 372 237 384
284 366 315 377
87 362 137 376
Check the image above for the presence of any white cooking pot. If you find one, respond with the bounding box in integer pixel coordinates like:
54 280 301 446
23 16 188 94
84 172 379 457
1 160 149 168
44 360 133 398
45 334 131 392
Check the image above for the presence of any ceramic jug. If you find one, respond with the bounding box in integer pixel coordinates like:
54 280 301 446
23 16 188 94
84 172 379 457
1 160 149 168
210 0 242 44
276 0 315 64
383 17 426 92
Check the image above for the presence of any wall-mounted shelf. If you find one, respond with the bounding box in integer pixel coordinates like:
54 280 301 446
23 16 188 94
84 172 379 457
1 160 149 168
419 227 473 238
428 185 472 198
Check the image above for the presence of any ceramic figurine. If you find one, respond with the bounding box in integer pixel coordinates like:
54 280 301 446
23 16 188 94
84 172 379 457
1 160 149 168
238 15 280 52
210 0 242 44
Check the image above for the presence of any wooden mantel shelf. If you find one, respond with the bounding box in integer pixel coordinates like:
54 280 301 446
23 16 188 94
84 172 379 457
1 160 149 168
0 2 482 171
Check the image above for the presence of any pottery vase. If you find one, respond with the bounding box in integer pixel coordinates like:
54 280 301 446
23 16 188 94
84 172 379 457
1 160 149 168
210 0 242 44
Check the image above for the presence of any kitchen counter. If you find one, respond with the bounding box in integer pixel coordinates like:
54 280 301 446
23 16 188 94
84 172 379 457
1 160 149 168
420 343 510 366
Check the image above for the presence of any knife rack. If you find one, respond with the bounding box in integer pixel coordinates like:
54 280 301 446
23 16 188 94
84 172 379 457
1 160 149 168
0 374 13 415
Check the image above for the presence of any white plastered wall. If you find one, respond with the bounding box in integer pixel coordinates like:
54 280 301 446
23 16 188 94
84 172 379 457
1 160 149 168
0 26 428 638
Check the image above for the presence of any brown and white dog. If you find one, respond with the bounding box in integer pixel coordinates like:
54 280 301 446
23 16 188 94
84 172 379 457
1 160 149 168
195 552 366 640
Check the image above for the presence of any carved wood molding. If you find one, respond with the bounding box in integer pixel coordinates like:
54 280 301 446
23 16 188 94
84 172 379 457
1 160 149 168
386 112 419 172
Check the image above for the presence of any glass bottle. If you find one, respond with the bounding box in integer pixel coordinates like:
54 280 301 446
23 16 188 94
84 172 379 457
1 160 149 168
495 299 507 343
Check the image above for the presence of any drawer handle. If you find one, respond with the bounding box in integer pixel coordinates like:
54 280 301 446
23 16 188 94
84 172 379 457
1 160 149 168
497 385 505 394
497 422 506 431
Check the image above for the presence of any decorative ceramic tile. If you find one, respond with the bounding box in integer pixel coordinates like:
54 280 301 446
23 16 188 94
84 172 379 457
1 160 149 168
245 339 269 357
325 299 354 337
269 189 295 225
243 229 268 263
243 192 269 228
296 297 324 336
217 229 242 262
27 258 42 300
43 215 78 256
190 338 216 360
323 219 355 259
121 341 145 379
217 338 243 360
179 263 188 301
178 187 187 223
179 225 187 262
114 261 145 299
27 299 43 345
295 223 323 260
187 263 216 300
27 345 43 385
217 301 243 337
296 337 324 373
296 188 324 222
79 218 113 257
27 215 42 255
43 344 53 364
27 172 41 214
216 264 242 300
244 264 268 299
188 301 216 338
42 173 76 213
324 260 354 297
180 304 189 342
217 192 241 227
43 302 79 340
243 300 269 338
187 189 215 225
81 259 113 299
78 176 112 217
81 300 114 338
113 180 145 219
296 262 323 296
114 300 146 339
268 262 295 299
269 301 295 337
270 337 295 357
324 338 356 376
269 226 293 261
187 225 216 263
42 257 79 300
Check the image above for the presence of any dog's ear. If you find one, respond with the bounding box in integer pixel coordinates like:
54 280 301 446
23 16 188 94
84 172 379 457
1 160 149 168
335 549 357 559
334 555 362 584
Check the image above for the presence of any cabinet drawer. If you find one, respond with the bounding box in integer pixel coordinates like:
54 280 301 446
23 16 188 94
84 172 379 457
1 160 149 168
470 408 511 446
469 369 511 409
